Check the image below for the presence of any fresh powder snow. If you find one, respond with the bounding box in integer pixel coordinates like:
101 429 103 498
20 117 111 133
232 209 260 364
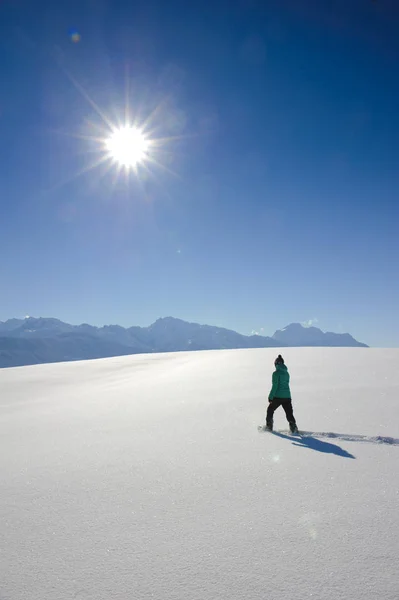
0 347 398 600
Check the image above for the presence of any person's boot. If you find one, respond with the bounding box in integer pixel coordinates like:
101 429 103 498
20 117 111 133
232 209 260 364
289 421 298 434
266 420 273 432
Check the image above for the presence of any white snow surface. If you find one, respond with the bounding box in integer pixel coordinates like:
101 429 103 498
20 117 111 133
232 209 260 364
1 348 398 600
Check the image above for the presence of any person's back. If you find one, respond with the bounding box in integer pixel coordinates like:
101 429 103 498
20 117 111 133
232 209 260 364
270 362 291 399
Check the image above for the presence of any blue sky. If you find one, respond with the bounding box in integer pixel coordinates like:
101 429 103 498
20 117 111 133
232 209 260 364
0 0 398 347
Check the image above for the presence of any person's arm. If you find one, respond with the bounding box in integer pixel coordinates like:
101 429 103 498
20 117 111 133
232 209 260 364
268 371 279 401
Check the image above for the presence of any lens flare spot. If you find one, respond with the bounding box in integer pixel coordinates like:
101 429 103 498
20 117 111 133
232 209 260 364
69 29 81 43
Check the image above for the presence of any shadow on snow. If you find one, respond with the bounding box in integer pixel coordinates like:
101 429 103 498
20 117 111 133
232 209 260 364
272 431 356 459
265 429 399 459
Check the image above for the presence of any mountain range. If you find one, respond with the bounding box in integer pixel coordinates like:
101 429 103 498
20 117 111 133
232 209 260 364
0 317 368 368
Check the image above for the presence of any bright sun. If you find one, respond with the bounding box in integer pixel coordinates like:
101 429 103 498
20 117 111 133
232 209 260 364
105 126 150 168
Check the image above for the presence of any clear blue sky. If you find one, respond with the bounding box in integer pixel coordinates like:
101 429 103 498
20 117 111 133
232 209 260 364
1 0 398 347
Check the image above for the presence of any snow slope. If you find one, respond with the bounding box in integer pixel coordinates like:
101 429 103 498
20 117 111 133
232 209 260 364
1 348 398 600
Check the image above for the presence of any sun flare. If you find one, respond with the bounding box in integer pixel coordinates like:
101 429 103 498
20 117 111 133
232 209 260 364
105 126 150 168
59 71 183 185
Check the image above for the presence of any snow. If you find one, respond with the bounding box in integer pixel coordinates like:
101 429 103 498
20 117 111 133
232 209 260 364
1 348 398 600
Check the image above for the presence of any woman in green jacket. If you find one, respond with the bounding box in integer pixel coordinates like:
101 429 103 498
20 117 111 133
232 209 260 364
266 355 298 433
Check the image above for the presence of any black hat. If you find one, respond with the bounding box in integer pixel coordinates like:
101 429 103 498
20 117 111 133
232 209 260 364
274 354 284 366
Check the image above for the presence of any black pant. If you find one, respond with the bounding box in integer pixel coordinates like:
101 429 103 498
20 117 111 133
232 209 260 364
266 398 296 427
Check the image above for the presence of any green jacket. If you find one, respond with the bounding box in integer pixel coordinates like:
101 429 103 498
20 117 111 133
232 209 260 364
269 363 291 400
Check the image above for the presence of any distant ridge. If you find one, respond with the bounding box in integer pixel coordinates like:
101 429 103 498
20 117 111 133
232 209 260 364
272 323 367 348
0 316 368 368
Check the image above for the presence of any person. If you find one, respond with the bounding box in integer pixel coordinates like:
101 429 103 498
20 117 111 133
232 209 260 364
266 354 298 433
